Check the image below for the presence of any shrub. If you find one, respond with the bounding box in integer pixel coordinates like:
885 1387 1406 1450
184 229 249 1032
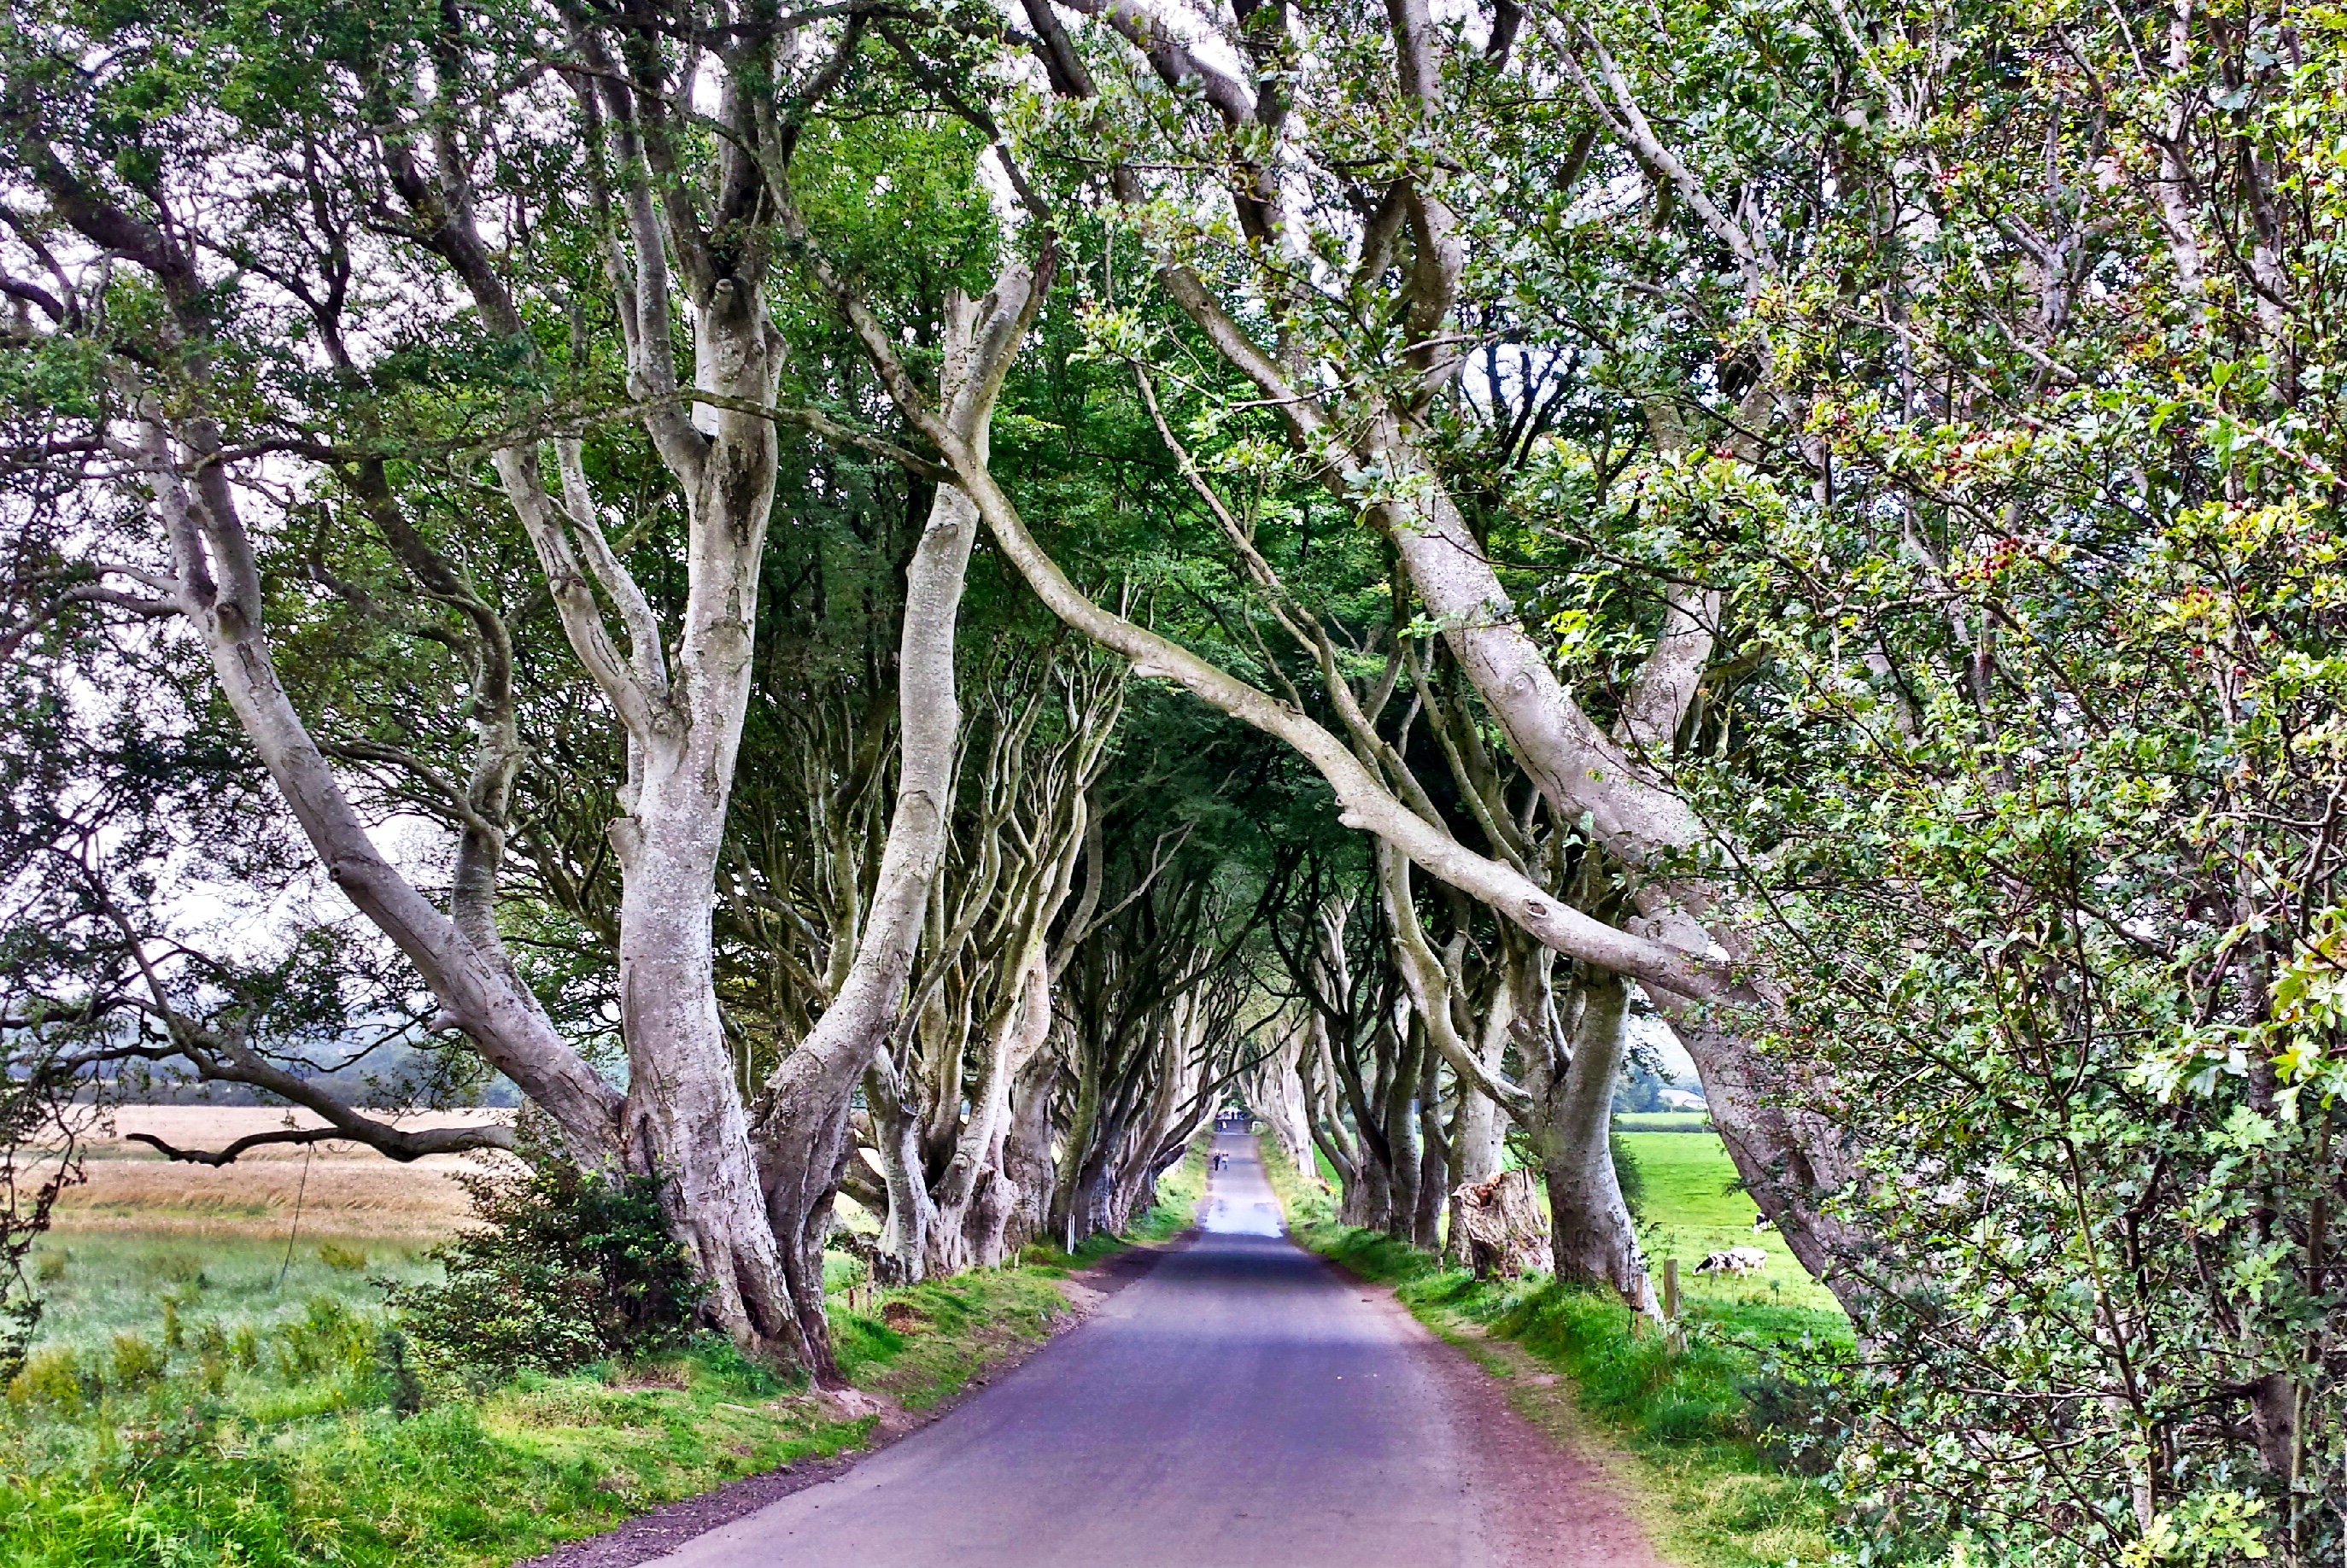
272 1327 319 1380
386 1146 704 1381
374 1328 424 1416
318 1241 368 1273
32 1249 64 1284
1610 1139 1646 1223
306 1296 374 1368
264 1296 375 1382
6 1346 84 1414
1740 1362 1849 1477
110 1331 166 1388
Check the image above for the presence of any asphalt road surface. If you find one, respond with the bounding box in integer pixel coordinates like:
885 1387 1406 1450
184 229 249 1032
647 1133 1660 1568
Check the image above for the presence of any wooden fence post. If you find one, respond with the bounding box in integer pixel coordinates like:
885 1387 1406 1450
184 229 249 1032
1663 1258 1683 1355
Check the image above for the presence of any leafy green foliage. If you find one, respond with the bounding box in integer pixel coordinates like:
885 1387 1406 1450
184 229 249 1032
1610 1137 1647 1224
387 1150 705 1383
1600 0 2347 1552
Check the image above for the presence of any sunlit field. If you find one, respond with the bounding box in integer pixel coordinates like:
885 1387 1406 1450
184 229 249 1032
1619 1130 1841 1315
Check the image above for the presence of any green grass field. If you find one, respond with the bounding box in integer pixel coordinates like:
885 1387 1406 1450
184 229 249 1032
1621 1131 1842 1314
1614 1111 1713 1133
25 1232 442 1359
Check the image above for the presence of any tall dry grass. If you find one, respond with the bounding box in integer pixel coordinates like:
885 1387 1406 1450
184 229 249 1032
51 1107 513 1241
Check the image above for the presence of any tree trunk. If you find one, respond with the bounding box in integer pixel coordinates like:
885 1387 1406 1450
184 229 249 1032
923 953 1054 1275
1002 1045 1062 1255
1347 1132 1395 1231
1536 974 1659 1314
863 1056 933 1285
1454 1168 1549 1280
1245 1023 1319 1180
1413 1044 1447 1250
1365 415 1697 857
366 96 824 1362
1383 1021 1423 1243
616 764 806 1355
1050 998 1107 1247
1455 980 1514 1187
757 271 1040 1374
1445 973 1513 1265
1300 1013 1364 1206
583 278 816 1366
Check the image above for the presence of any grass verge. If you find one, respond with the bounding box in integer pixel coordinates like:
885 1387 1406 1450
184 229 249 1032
1258 1145 1843 1568
1 1152 1204 1566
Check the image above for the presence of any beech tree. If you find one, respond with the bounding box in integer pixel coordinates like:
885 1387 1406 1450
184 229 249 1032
15 0 2347 1554
852 647 1121 1279
761 0 1864 1321
0 0 1059 1377
0 0 1281 1381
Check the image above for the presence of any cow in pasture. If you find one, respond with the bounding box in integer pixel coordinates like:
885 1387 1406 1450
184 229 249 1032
1696 1246 1769 1278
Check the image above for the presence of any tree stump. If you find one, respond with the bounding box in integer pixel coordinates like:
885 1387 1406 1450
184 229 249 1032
1451 1168 1549 1280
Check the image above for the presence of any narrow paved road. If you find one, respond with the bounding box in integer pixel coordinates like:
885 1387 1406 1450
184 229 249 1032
648 1135 1659 1567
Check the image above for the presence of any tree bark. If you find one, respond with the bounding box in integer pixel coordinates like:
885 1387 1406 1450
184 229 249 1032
1300 1010 1364 1206
757 270 1042 1372
1002 1041 1063 1254
569 278 811 1365
1245 1022 1320 1180
1454 1169 1549 1280
1383 1016 1424 1244
1413 1040 1448 1250
923 952 1056 1275
1445 972 1513 1265
1535 974 1659 1314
